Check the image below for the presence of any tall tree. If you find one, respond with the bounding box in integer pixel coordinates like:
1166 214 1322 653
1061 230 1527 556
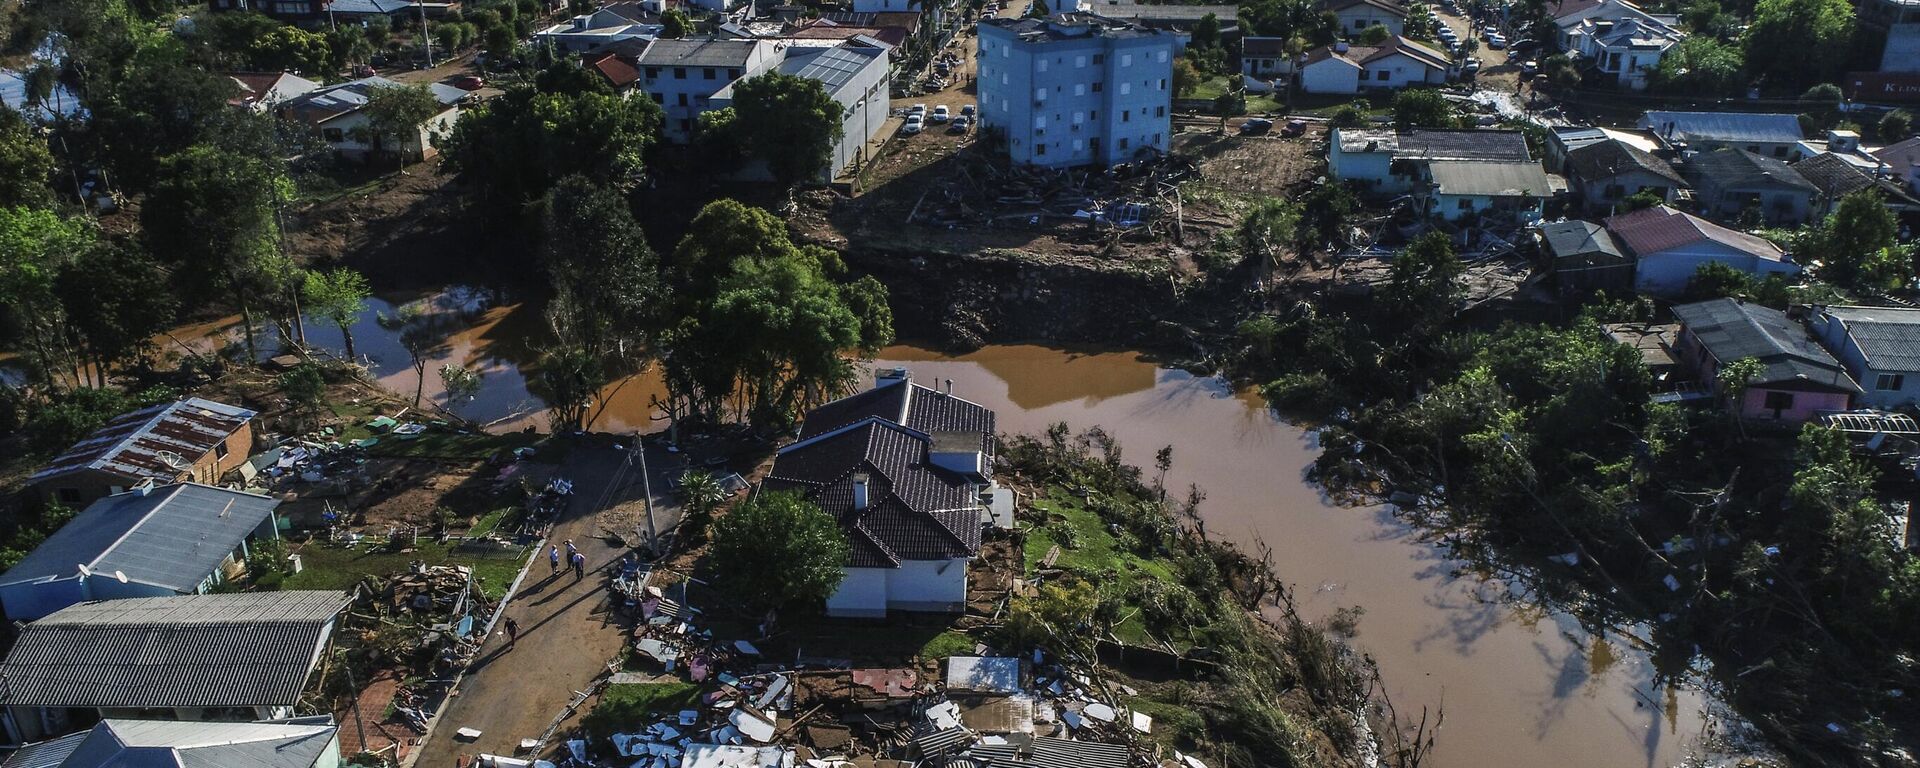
0 108 56 209
660 9 691 38
0 207 93 386
359 83 445 169
441 85 663 224
142 145 291 362
1385 231 1464 331
1742 0 1852 89
1805 190 1906 290
55 242 177 387
1652 37 1745 95
537 175 666 430
302 267 372 359
731 73 845 188
708 491 850 613
1391 88 1455 129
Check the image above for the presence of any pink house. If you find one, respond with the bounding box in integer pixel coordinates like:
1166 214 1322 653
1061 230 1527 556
1670 298 1858 424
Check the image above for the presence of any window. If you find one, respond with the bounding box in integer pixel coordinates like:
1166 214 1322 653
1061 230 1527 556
652 92 665 103
215 442 230 460
1035 115 1047 128
1090 110 1098 120
1158 78 1166 90
1121 54 1132 66
679 118 692 133
1038 58 1049 72
1772 146 1788 158
704 68 716 79
57 488 81 505
1152 132 1161 145
1119 137 1129 149
1763 390 1795 413
1076 55 1088 67
646 66 661 78
1156 50 1168 62
1073 111 1085 124
674 67 687 79
1155 106 1164 117
1036 143 1047 155
677 93 689 106
1878 373 1907 391
1376 70 1390 80
729 68 742 79
1457 199 1474 210
1122 110 1130 122
1035 87 1048 101
1074 83 1085 96
1093 54 1104 64
1120 82 1131 95
1002 72 1010 84
1092 82 1103 92
322 128 344 142
1073 138 1083 150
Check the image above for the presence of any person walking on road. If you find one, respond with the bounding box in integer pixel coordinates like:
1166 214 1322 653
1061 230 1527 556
565 539 577 560
571 551 586 581
548 546 560 575
504 617 520 649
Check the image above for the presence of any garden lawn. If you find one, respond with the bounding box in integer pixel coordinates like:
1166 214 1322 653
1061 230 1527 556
284 539 532 600
1024 488 1181 648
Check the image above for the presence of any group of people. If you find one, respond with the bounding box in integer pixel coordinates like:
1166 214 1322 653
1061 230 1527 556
548 539 588 580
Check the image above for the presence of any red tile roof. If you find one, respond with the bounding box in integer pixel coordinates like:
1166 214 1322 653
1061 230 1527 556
587 52 640 88
1603 205 1783 260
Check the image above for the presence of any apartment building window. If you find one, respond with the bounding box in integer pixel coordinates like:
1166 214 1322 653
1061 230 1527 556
1152 133 1162 146
1121 110 1129 122
1038 58 1049 72
646 67 661 78
1156 50 1168 62
1035 88 1048 101
1037 143 1047 155
1120 82 1131 95
1076 55 1088 67
1073 111 1084 124
1035 115 1047 128
704 68 716 79
1093 53 1104 64
1158 78 1166 90
1119 138 1129 149
1155 106 1164 117
1092 82 1103 92
1003 72 1010 84
674 67 687 78
1073 139 1083 150
679 118 692 133
651 92 665 103
1075 83 1085 95
1090 110 1098 120
1121 54 1132 66
1879 373 1906 391
677 93 689 105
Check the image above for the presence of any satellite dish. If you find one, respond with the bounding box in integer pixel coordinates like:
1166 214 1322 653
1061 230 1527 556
155 450 189 471
114 571 128 584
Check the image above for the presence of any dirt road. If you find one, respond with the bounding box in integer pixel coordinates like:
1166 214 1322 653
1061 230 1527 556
407 441 683 767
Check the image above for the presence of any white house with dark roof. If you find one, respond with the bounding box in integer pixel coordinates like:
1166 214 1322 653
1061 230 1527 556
763 370 1000 618
278 77 466 161
1809 306 1920 409
1 718 341 768
1564 137 1687 212
533 6 664 54
1680 147 1818 225
0 483 282 621
1328 127 1536 195
1318 0 1407 36
1297 37 1449 94
1551 0 1684 90
0 591 350 744
637 38 782 141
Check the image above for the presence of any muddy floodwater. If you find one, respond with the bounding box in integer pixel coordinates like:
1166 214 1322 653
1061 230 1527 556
86 289 1727 767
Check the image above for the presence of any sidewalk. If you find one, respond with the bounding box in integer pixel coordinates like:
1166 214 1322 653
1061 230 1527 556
406 442 680 767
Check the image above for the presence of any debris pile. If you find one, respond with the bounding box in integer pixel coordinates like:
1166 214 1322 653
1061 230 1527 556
907 152 1198 242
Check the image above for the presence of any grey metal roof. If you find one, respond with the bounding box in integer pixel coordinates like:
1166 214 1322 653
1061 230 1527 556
0 732 86 768
778 44 885 96
1642 111 1804 146
1672 299 1858 392
1682 148 1817 193
0 591 349 710
31 398 254 485
1397 130 1533 162
1820 306 1920 372
1028 737 1128 768
0 483 279 593
1541 220 1630 267
1566 139 1685 186
637 38 764 67
281 77 463 126
1427 160 1552 197
16 719 340 768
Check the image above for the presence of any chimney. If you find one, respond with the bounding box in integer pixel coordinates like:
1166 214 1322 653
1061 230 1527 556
944 378 954 395
133 478 157 496
852 473 871 511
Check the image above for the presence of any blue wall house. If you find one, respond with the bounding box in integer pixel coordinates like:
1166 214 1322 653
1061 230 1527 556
0 591 350 745
977 14 1176 169
0 483 282 622
1603 205 1798 296
1808 306 1920 410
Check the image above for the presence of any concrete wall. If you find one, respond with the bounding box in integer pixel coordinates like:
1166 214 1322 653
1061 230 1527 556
978 23 1176 168
1349 53 1444 89
826 567 889 617
1300 58 1360 93
319 106 461 161
1633 242 1800 296
825 53 895 179
1696 183 1812 226
825 559 968 617
1575 169 1678 212
1431 192 1545 222
640 42 778 142
1739 386 1852 423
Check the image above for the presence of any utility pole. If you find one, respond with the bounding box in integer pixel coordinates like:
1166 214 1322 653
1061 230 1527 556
419 1 435 68
634 433 660 557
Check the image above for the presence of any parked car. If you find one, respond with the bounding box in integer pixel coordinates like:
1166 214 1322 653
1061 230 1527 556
949 115 972 133
1482 25 1498 38
931 105 950 123
1461 57 1481 76
909 103 927 116
449 75 485 90
961 103 976 117
903 114 925 134
1238 117 1274 135
1519 59 1539 77
1282 118 1309 137
1508 38 1540 55
1486 33 1507 48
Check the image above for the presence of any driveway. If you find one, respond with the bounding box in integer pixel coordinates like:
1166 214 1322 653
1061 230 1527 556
406 440 683 767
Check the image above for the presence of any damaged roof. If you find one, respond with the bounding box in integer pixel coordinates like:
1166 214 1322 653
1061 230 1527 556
0 591 349 710
0 483 280 594
30 397 255 486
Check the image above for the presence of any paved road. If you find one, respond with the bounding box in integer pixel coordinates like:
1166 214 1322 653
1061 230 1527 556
407 441 682 767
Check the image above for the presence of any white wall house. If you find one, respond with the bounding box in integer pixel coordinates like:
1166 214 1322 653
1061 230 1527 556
637 39 782 142
533 8 662 54
714 41 893 180
1320 0 1407 37
1329 127 1536 195
280 77 465 162
763 373 996 619
1422 160 1553 223
1809 306 1920 410
1298 37 1448 94
1603 205 1799 296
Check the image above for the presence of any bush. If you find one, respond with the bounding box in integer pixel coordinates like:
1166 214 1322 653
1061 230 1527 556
1261 372 1344 412
1328 105 1366 129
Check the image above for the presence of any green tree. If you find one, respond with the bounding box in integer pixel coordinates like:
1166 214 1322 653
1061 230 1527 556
55 242 177 387
535 59 615 96
731 73 845 188
1213 88 1246 133
278 362 327 422
1385 231 1463 329
1717 356 1762 415
0 108 55 209
250 25 332 75
1800 83 1845 130
1742 0 1852 89
359 83 445 169
1685 261 1756 300
693 107 744 174
1172 57 1201 98
1390 88 1454 129
1027 0 1049 17
327 25 377 70
1192 13 1222 50
675 469 726 543
538 175 665 429
1805 190 1902 289
708 490 849 612
1236 199 1300 266
439 363 483 412
302 267 372 359
142 145 291 362
1879 109 1913 141
440 86 664 225
1682 0 1734 36
0 207 93 386
1356 23 1391 44
661 8 691 38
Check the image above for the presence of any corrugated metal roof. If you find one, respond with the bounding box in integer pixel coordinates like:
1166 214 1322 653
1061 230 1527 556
1642 111 1804 146
1672 299 1858 391
30 398 254 485
1820 306 1920 372
1602 205 1783 261
0 591 349 710
1028 737 1127 768
1541 221 1630 267
1681 147 1817 193
637 38 765 67
0 483 280 593
39 719 339 768
778 44 885 96
1427 160 1552 197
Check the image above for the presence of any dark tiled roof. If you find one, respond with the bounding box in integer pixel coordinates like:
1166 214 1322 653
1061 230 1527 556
797 380 995 447
31 397 254 485
1398 129 1533 162
1682 147 1816 193
1818 306 1920 372
1792 153 1876 197
766 420 981 567
1240 36 1291 57
0 592 350 710
0 484 279 595
1604 205 1784 260
1566 138 1684 186
1672 298 1858 392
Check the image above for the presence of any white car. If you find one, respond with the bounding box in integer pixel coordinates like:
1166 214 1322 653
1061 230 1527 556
902 114 926 134
930 105 951 123
909 103 927 116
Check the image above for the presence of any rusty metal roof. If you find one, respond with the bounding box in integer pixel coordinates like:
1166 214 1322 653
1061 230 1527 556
30 398 255 485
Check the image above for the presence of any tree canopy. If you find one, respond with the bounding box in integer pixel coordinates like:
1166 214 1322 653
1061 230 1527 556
1652 37 1745 95
141 145 291 360
440 84 664 225
1390 89 1456 129
730 73 846 188
1742 0 1852 89
537 176 665 429
0 109 55 209
709 491 850 612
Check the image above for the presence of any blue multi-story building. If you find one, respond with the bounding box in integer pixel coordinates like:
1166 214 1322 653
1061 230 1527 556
977 14 1175 168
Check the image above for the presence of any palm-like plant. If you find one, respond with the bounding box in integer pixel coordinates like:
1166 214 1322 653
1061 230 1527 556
677 470 727 543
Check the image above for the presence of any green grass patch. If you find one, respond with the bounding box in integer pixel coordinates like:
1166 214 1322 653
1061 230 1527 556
583 683 704 739
1124 696 1208 748
284 539 531 600
918 631 977 660
366 430 541 460
1185 76 1285 114
1024 488 1178 646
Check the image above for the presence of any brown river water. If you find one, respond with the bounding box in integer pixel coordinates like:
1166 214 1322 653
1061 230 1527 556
32 289 1733 767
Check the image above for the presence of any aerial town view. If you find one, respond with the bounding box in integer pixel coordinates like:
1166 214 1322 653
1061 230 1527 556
1 0 1919 761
